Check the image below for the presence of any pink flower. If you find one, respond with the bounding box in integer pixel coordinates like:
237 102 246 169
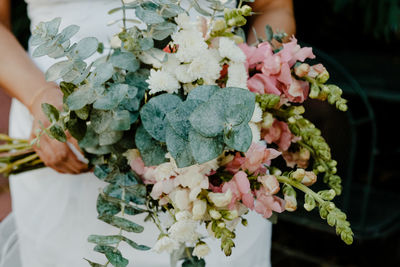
277 36 315 67
257 175 280 195
243 142 281 173
279 77 309 103
262 120 293 151
130 157 157 184
222 171 254 209
254 188 285 219
225 152 246 173
247 73 281 95
282 149 310 168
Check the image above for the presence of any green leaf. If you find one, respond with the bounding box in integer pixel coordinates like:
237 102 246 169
187 85 219 103
265 25 273 42
66 85 94 110
90 62 114 85
105 250 128 267
189 129 224 164
71 37 99 59
59 24 79 43
97 193 121 216
188 0 212 16
75 105 91 120
140 94 182 142
189 99 225 137
45 60 73 81
110 110 131 131
48 124 67 142
59 81 75 98
46 17 61 36
115 172 139 187
93 84 129 110
223 124 252 152
151 22 177 40
121 236 151 251
91 109 112 134
182 257 206 267
88 235 122 245
66 114 87 140
125 184 147 205
124 205 146 216
41 103 59 123
94 164 112 179
99 130 123 146
78 125 99 148
165 125 196 168
139 37 154 51
98 215 144 233
136 5 165 25
166 100 201 140
110 51 140 72
84 259 103 267
135 125 167 166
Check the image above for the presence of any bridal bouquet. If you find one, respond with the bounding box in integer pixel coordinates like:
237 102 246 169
2 0 353 266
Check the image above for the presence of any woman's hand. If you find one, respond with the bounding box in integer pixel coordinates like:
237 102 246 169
29 84 88 174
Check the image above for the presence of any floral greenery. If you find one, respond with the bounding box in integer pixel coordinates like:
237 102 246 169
12 0 355 266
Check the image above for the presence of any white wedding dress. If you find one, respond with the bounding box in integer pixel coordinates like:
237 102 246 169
1 0 272 266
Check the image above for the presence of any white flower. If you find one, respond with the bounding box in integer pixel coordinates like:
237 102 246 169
175 210 192 221
168 219 198 243
170 188 191 210
261 112 274 129
192 243 210 259
153 236 179 253
249 122 261 143
147 69 180 95
251 103 263 123
188 50 221 84
172 30 208 62
162 54 181 74
198 158 219 175
226 62 248 89
175 13 196 30
175 64 196 83
176 167 206 189
153 162 177 182
110 34 121 49
208 189 232 208
138 48 166 69
192 199 207 220
218 37 246 63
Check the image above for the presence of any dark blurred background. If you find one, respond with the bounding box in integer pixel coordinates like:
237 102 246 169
1 0 399 266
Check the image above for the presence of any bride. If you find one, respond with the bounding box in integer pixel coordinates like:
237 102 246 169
0 0 295 266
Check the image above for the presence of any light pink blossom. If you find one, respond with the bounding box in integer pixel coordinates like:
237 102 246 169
254 188 285 219
262 120 293 151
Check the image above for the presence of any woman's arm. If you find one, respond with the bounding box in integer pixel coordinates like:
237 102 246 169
0 2 87 174
248 0 295 43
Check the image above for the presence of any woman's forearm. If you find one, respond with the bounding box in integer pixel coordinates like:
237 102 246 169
0 23 53 111
248 0 295 44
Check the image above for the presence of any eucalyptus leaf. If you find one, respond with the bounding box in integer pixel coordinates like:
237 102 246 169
136 5 165 25
151 22 177 40
189 99 225 137
66 115 87 140
189 129 224 164
223 124 252 152
84 259 103 267
110 110 131 131
75 105 90 120
90 62 114 85
91 109 112 134
46 17 61 36
121 236 151 251
59 24 79 43
71 37 99 59
166 100 201 140
45 60 73 81
32 42 58 57
140 94 182 142
93 84 129 110
59 81 75 98
66 84 94 110
110 51 140 72
78 125 99 148
115 171 139 187
139 37 154 51
98 215 144 233
48 124 67 142
125 184 147 205
41 103 59 123
99 130 123 146
265 25 274 42
94 164 112 179
135 125 167 166
87 235 122 245
166 125 196 168
105 250 129 267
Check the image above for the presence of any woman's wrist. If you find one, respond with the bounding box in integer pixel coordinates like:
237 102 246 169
28 82 62 115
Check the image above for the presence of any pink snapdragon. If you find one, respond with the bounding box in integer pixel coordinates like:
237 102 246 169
225 143 281 174
222 171 254 210
262 119 293 151
240 37 315 103
254 188 285 219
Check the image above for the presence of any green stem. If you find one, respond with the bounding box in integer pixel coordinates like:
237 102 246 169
276 175 325 204
0 143 31 152
0 153 39 174
120 0 127 30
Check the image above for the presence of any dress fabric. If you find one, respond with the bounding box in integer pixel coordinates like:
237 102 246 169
4 0 273 266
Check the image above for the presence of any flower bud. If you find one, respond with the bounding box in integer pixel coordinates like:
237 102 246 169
317 70 330 84
301 171 317 186
241 5 252 16
209 209 222 220
258 175 280 194
231 35 244 44
309 83 320 98
284 194 297 211
291 168 306 181
234 16 247 27
241 218 248 226
192 199 207 220
110 34 122 49
223 209 239 220
208 190 232 208
303 193 316 211
261 113 274 129
294 63 310 78
318 189 336 201
218 222 226 228
212 19 226 33
193 242 211 259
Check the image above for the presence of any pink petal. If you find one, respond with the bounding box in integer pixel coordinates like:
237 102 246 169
247 73 281 95
242 192 255 209
233 171 250 194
